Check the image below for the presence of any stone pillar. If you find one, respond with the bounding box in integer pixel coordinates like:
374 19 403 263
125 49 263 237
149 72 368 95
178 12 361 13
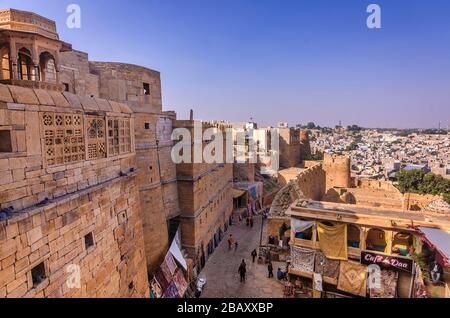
9 39 18 80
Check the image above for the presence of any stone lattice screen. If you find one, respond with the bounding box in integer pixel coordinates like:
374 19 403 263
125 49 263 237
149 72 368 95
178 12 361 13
41 112 85 166
41 113 131 166
107 118 131 156
86 115 106 160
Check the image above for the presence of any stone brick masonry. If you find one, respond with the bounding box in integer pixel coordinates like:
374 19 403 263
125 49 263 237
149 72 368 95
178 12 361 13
0 84 149 298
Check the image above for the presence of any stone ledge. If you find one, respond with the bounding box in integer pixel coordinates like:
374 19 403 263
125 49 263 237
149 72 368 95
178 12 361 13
1 169 138 227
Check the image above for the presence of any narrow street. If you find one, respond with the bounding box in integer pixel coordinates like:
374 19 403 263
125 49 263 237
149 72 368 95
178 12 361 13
201 215 285 298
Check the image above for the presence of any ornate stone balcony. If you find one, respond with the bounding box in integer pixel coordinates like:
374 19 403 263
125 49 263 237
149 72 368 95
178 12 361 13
0 8 58 40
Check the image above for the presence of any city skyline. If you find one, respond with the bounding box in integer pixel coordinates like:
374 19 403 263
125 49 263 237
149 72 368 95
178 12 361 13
1 0 449 129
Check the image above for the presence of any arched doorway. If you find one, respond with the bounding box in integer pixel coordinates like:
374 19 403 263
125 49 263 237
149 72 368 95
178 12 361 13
0 46 11 80
39 52 57 83
18 48 38 81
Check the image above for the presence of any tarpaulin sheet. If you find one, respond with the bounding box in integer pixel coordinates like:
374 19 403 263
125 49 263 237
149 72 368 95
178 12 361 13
337 261 367 297
315 251 340 279
170 239 188 270
369 270 398 298
292 219 315 234
317 222 348 261
291 246 315 272
418 227 450 266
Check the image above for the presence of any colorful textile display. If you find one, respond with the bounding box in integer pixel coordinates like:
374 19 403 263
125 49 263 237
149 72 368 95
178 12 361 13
154 268 169 292
160 259 173 284
291 246 315 272
317 222 348 260
162 281 180 298
314 251 340 279
172 269 189 297
165 252 178 276
338 261 368 297
150 277 163 298
369 270 398 298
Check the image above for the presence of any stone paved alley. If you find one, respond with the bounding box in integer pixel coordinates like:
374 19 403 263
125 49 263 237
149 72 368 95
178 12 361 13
201 216 285 298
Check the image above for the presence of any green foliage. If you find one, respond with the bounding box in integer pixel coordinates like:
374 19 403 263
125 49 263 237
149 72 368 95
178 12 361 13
311 153 324 161
397 170 450 203
306 122 316 129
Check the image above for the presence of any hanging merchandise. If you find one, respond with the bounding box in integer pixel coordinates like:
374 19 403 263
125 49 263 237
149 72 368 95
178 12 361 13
313 273 323 292
165 252 178 276
160 259 173 283
317 222 348 260
162 281 180 298
314 251 340 279
291 246 315 272
369 270 398 298
172 269 189 297
150 277 163 298
337 261 368 297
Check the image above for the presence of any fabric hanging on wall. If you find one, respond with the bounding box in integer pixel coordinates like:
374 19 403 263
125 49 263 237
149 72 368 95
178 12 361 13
370 270 398 298
154 268 169 292
162 281 180 298
172 269 189 297
291 246 316 272
165 252 178 276
150 277 163 298
337 261 368 297
292 219 315 234
314 251 340 279
160 258 173 283
317 222 348 260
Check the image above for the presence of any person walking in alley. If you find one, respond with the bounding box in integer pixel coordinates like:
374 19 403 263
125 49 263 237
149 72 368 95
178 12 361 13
238 260 247 283
228 234 234 251
250 216 254 228
251 249 257 263
234 241 239 251
268 262 274 278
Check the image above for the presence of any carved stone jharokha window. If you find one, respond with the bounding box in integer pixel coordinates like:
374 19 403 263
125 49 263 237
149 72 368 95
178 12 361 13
107 118 131 156
42 113 84 166
86 116 106 160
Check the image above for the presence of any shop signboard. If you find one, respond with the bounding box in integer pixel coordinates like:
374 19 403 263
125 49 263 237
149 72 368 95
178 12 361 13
361 251 414 273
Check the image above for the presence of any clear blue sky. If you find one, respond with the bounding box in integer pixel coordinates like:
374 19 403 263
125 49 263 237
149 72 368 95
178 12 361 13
2 0 449 128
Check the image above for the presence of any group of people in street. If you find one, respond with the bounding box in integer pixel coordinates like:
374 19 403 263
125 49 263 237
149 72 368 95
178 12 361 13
237 247 288 284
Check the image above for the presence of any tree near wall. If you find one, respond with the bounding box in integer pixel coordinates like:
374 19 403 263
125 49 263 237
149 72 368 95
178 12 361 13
397 170 450 203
